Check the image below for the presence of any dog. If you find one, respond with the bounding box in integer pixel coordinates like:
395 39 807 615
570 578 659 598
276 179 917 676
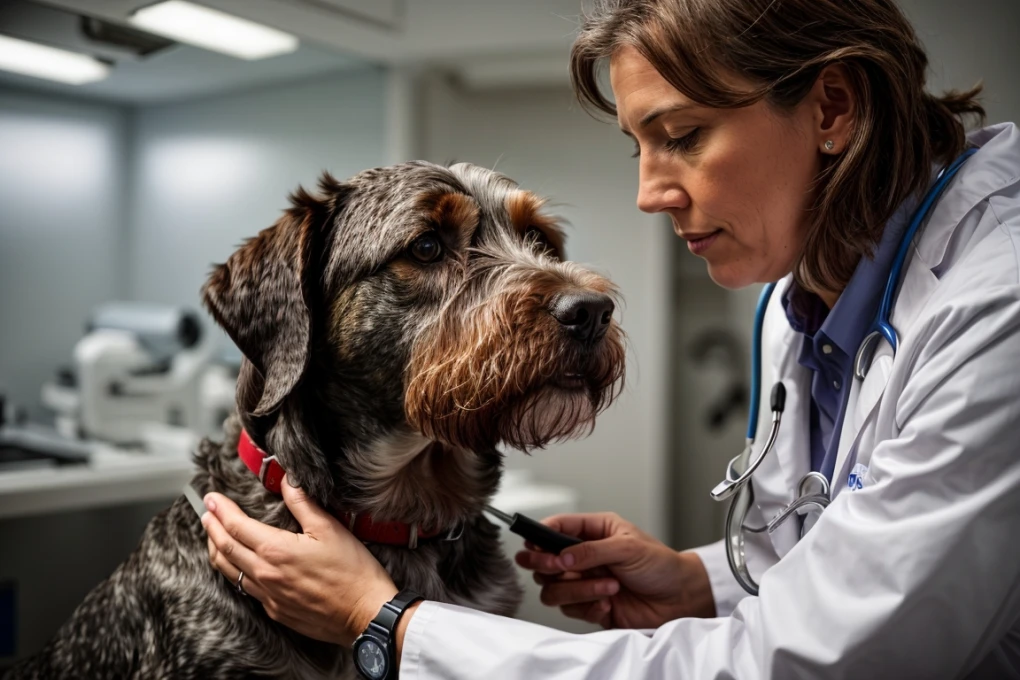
6 161 626 679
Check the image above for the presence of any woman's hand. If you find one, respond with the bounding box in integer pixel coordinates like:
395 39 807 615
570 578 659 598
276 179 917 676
515 513 715 629
202 477 398 647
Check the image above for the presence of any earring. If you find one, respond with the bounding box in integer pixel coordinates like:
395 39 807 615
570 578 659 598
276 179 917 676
824 140 835 151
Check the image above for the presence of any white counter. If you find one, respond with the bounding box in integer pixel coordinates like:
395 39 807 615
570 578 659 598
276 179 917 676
0 444 195 520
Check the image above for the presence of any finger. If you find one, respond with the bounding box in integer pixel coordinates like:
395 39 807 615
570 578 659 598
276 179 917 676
540 577 619 608
514 549 564 574
532 570 584 586
202 511 260 576
561 599 611 625
539 513 622 542
280 476 336 536
212 556 269 603
204 492 283 553
558 534 639 573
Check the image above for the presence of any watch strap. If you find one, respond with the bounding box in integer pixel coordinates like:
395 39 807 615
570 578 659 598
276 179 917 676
371 589 424 637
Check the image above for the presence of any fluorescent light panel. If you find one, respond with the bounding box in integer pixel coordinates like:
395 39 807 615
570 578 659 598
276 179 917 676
130 1 299 61
0 35 109 85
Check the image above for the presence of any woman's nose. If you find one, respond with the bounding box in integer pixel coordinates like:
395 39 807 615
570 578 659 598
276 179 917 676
636 163 690 214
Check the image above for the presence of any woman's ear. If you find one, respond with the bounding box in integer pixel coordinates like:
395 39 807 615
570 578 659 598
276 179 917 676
202 173 348 417
811 63 856 155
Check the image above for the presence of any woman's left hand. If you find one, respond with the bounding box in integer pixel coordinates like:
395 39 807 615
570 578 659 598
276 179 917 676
202 476 398 647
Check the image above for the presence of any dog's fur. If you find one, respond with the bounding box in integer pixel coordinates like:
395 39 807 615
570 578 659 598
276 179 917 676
7 161 625 679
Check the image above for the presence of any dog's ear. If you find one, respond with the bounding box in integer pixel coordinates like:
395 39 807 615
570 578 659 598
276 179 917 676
202 173 348 417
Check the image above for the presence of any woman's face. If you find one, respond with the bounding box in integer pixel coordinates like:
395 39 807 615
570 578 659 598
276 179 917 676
610 47 824 289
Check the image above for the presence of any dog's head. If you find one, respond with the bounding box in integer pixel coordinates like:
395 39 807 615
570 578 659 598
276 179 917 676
203 162 624 511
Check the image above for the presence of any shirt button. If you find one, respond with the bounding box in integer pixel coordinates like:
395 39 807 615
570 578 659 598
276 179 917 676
822 344 833 355
833 379 841 390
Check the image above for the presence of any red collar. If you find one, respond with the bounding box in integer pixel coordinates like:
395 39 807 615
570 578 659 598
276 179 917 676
237 429 445 548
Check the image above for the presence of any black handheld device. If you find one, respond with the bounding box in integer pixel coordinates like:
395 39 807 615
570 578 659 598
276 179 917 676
485 505 583 555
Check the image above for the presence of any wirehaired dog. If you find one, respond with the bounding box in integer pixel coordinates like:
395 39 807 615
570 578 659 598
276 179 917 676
7 161 626 679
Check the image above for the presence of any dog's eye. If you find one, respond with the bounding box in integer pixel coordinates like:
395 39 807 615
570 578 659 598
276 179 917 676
409 234 444 264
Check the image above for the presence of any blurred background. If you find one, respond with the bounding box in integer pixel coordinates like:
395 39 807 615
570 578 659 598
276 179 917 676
0 0 1018 666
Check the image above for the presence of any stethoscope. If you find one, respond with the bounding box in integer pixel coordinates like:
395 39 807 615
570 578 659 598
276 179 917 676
710 147 978 596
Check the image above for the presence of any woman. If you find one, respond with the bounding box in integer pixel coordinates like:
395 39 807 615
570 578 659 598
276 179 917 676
201 0 1020 677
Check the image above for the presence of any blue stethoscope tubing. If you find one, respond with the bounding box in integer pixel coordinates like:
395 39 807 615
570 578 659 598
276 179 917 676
747 281 778 441
720 147 978 596
854 146 979 379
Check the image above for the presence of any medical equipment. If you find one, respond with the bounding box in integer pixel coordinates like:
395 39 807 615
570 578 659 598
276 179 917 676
40 302 236 446
712 147 979 596
0 397 91 472
484 505 582 555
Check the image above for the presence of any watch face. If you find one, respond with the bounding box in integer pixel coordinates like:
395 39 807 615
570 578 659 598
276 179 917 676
356 638 388 680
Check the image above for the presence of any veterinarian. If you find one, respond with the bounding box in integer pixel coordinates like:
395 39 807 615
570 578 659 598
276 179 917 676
202 0 1020 677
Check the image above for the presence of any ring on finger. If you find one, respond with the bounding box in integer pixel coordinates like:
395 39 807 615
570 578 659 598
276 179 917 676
235 570 248 596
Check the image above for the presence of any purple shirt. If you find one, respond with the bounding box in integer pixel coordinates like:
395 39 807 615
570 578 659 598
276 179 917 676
781 197 917 481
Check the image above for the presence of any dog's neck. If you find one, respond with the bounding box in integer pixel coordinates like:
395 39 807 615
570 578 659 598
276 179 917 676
234 376 505 541
236 428 451 548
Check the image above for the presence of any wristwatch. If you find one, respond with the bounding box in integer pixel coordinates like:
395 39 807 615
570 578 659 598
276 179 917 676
352 589 424 680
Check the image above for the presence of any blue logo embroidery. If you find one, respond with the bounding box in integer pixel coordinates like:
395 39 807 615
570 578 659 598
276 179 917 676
847 463 868 491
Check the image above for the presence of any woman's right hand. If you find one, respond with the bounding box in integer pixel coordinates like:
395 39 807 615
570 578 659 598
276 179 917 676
515 512 715 629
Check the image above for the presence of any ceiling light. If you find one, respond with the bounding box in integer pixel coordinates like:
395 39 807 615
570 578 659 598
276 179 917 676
129 1 299 61
0 34 109 85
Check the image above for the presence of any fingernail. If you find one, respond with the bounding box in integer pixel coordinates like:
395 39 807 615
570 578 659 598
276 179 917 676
204 494 217 512
200 513 210 527
560 553 575 569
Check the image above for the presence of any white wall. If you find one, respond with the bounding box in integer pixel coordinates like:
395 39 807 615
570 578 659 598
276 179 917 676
0 69 389 416
127 69 388 325
420 75 673 541
900 0 1020 128
0 89 129 418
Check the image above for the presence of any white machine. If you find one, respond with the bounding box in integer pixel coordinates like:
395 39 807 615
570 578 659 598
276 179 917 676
41 302 237 446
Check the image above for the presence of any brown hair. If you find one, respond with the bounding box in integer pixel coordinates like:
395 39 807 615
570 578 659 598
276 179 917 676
570 0 986 294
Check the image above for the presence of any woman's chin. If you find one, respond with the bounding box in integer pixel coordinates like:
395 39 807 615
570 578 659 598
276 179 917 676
704 263 754 290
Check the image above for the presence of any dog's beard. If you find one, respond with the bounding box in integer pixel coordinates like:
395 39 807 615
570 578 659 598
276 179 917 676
405 266 625 452
499 386 598 450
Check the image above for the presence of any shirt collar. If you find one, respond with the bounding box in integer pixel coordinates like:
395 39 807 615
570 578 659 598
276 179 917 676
782 193 919 353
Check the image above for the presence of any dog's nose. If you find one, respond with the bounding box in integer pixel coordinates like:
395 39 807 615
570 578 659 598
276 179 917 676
550 293 615 345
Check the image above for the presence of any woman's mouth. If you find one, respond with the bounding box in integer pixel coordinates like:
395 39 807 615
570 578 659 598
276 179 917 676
685 230 721 256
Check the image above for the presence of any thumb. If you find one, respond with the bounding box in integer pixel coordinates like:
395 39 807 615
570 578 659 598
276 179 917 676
280 475 334 535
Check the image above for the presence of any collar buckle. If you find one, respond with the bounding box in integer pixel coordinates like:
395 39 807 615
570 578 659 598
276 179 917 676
257 454 281 487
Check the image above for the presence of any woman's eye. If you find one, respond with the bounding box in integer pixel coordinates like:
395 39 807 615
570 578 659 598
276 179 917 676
630 128 701 158
409 234 443 263
664 127 702 155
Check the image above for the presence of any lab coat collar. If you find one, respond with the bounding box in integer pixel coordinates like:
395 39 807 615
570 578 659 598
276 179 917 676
916 122 1020 271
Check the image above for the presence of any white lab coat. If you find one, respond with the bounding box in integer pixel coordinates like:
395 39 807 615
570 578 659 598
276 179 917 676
399 123 1020 679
